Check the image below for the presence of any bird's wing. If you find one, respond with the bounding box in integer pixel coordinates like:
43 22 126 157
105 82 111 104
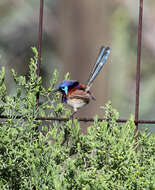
68 89 91 103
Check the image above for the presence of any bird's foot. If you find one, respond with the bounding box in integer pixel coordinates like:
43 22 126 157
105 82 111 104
69 111 77 120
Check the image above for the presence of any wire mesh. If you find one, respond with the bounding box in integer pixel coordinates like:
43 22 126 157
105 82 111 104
1 0 155 129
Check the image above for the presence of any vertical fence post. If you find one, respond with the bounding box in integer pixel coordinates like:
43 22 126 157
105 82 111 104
135 0 143 135
36 0 44 107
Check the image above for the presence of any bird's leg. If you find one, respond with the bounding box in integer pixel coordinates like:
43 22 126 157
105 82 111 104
69 107 77 120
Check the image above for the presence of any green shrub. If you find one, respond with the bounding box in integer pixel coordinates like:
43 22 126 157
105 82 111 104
0 48 155 190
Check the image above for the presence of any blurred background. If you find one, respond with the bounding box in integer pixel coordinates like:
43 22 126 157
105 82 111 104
0 0 155 131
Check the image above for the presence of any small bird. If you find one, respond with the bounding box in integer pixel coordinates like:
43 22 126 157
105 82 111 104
55 45 110 114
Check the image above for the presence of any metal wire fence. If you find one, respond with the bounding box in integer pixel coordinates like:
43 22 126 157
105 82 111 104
1 0 155 133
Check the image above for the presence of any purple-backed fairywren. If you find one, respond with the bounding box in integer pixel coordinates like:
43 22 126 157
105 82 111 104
55 45 110 114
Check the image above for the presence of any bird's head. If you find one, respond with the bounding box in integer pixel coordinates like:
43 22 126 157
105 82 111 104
55 80 80 95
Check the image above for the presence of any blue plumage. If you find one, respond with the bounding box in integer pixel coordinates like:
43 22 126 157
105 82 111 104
57 80 80 95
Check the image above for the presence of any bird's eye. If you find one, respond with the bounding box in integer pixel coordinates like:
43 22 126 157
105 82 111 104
61 86 65 90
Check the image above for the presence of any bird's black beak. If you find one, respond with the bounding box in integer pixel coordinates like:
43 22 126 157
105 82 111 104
53 88 59 93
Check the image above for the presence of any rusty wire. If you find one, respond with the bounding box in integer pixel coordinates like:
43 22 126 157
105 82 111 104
0 114 155 125
134 0 143 134
36 0 44 107
1 0 155 128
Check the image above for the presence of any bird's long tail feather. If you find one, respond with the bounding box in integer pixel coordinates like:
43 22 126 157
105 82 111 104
86 46 110 91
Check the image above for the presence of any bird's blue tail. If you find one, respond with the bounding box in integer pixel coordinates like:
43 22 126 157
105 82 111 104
86 46 110 91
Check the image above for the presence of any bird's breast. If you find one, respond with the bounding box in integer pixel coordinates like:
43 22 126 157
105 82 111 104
67 98 88 109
